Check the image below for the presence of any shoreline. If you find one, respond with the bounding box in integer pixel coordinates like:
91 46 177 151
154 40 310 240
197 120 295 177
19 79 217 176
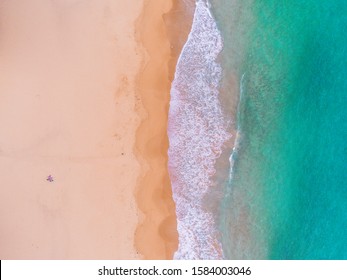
134 0 194 259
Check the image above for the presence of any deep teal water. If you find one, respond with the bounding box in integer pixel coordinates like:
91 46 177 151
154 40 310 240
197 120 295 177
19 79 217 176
212 0 347 259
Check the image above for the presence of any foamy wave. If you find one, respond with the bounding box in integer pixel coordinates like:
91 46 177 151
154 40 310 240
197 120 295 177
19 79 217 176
168 0 231 259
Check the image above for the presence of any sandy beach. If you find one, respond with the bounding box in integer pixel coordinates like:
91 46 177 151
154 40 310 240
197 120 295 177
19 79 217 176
0 0 194 259
0 0 143 259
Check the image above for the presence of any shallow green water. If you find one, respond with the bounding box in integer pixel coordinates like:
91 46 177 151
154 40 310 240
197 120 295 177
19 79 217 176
213 0 347 259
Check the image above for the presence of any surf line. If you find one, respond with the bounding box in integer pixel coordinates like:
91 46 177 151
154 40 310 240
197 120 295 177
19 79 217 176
168 0 230 259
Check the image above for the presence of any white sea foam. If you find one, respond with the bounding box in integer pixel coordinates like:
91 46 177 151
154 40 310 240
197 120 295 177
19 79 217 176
168 0 231 259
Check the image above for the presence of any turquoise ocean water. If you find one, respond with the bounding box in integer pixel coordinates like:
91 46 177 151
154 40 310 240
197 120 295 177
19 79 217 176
210 0 347 259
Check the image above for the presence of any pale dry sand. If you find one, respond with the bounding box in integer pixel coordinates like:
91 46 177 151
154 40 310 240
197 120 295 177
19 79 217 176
0 0 143 259
134 0 194 259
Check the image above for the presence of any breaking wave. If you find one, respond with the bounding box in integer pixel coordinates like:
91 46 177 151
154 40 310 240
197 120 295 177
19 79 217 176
168 0 231 259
